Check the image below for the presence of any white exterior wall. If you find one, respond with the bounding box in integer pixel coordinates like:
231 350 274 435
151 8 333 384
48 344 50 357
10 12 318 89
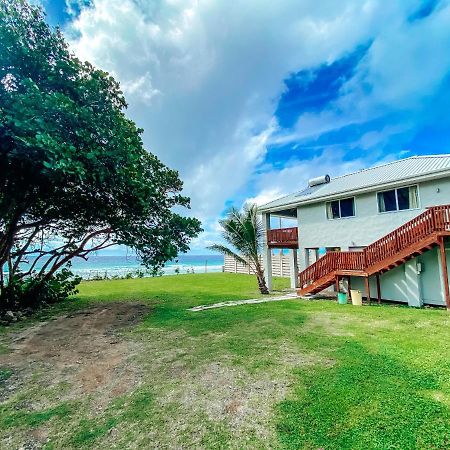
295 178 450 306
349 246 448 306
297 178 450 250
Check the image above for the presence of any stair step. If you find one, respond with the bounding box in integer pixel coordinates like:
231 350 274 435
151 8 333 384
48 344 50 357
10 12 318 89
297 230 450 296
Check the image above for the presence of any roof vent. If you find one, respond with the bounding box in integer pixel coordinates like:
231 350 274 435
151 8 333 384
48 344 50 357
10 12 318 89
308 174 330 187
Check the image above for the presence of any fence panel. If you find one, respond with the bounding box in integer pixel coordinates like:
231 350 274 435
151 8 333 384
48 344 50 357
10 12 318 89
223 254 291 278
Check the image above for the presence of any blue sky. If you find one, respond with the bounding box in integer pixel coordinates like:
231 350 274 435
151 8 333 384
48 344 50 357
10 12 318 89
41 0 450 254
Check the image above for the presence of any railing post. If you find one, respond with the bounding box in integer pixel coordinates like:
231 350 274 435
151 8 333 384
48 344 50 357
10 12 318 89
437 206 443 231
430 207 436 232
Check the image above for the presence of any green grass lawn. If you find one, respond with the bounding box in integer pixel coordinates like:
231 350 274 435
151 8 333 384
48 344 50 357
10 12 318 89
1 273 450 449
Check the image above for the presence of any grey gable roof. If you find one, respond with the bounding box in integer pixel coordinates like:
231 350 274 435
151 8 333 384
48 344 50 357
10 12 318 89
259 154 450 212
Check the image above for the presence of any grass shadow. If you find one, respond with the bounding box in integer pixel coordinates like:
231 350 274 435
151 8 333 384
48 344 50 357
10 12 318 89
277 340 450 449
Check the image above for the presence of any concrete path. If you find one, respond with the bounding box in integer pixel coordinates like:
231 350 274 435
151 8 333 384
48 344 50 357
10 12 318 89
188 293 298 312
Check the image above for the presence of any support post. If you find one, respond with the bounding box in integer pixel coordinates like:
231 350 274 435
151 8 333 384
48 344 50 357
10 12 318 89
365 276 371 305
335 275 339 293
298 247 307 272
347 277 352 300
376 274 381 305
289 249 299 289
406 259 423 307
438 237 450 310
262 213 273 292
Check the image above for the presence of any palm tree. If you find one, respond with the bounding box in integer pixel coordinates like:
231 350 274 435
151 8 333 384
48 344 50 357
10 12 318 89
208 203 269 294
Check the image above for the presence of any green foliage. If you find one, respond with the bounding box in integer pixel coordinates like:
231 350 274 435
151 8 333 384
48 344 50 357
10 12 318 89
71 417 119 447
0 268 81 310
0 0 201 306
208 204 269 293
0 367 12 385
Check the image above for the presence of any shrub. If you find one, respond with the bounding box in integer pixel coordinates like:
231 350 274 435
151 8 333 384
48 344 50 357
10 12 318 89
0 268 81 311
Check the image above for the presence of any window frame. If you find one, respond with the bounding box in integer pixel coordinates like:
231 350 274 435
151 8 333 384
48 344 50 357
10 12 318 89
376 184 420 214
326 196 356 220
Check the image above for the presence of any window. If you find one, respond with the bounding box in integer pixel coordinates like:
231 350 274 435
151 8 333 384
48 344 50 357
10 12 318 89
377 185 419 213
326 197 355 219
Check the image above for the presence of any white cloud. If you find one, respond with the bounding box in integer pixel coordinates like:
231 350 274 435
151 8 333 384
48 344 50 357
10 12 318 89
275 1 450 148
350 3 450 111
64 0 450 250
246 148 403 210
121 73 161 104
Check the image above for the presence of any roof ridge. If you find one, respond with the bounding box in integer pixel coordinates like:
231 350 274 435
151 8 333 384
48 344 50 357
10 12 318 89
409 154 450 159
259 153 450 210
330 157 410 181
329 154 450 182
288 155 441 199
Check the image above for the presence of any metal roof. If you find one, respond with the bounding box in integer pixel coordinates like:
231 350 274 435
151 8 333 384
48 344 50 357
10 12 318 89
259 154 450 212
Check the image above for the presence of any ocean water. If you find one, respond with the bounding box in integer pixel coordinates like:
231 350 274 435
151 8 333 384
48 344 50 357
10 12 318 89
13 254 224 279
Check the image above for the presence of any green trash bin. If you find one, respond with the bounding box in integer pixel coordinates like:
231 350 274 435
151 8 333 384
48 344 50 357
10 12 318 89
337 292 348 304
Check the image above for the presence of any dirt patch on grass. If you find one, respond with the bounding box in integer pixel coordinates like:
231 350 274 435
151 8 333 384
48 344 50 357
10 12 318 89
0 302 335 449
154 358 292 448
193 361 288 423
136 333 329 449
279 343 335 368
303 312 357 336
0 303 150 405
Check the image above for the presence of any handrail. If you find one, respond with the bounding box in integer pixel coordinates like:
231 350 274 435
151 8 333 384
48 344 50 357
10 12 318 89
299 205 450 288
267 227 298 247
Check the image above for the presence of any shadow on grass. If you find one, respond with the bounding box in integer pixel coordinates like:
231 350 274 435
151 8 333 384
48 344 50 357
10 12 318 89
277 340 450 450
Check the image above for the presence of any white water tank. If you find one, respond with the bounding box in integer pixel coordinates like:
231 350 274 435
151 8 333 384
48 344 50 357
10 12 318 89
308 174 330 187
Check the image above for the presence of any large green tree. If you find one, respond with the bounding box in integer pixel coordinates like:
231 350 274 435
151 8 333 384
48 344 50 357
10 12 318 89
0 0 201 303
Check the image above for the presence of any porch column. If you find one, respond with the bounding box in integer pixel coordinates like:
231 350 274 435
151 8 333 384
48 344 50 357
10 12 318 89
298 247 307 272
289 249 299 289
438 237 450 310
262 212 273 291
376 274 382 305
405 260 422 308
364 276 371 304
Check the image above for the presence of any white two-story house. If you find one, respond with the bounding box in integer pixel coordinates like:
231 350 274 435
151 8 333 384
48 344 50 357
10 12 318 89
259 155 450 308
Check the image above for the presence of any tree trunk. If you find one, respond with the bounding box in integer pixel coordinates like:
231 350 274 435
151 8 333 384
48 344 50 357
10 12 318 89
0 209 22 270
255 262 269 294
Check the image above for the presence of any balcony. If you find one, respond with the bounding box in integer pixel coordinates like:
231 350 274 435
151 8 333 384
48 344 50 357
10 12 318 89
267 227 298 249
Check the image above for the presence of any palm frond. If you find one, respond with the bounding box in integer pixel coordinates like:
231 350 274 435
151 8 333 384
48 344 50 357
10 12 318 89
209 203 265 269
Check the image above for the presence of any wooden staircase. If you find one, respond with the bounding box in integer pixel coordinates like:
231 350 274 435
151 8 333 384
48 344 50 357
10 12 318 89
298 205 450 297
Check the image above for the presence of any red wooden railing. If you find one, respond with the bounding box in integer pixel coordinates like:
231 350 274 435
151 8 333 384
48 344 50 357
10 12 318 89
299 205 450 288
299 251 365 286
267 227 298 248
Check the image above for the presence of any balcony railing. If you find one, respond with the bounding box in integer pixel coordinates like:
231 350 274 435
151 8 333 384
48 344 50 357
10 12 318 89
267 227 298 248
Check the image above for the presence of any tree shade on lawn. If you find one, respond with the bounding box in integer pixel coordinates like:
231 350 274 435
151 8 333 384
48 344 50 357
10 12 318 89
0 0 201 307
1 274 450 449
